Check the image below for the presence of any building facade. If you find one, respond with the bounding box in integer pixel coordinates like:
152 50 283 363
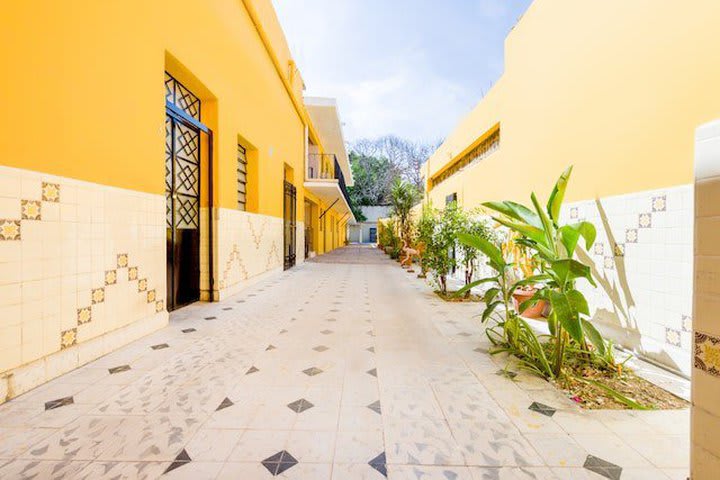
0 0 353 402
421 0 720 378
349 206 391 244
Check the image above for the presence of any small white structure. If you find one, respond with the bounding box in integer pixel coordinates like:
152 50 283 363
348 206 390 243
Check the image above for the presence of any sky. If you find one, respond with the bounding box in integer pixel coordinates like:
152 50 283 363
272 0 533 145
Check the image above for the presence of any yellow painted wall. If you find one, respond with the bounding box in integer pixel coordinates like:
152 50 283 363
0 0 308 220
424 0 720 206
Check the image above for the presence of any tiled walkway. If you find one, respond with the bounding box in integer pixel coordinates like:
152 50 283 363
0 245 689 479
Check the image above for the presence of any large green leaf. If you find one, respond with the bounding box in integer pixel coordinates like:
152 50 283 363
550 259 597 287
581 319 606 356
549 290 583 343
531 192 555 251
547 166 573 223
559 222 597 257
514 237 556 261
453 276 498 297
484 287 500 304
458 233 505 270
566 289 589 315
491 216 548 247
483 201 541 228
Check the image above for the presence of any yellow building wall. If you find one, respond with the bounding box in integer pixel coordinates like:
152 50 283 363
0 0 307 220
425 0 720 206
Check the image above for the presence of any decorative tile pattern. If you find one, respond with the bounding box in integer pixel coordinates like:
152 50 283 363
368 452 387 477
91 288 105 304
613 243 625 257
117 253 129 268
583 454 622 480
105 270 117 286
367 346 375 353
181 328 196 333
217 397 234 411
266 345 276 351
146 289 156 303
367 368 377 377
303 367 323 376
287 398 314 413
0 219 21 241
44 396 74 410
77 307 92 325
665 327 681 347
246 366 259 374
155 300 164 313
151 343 169 350
695 332 720 377
570 207 578 219
638 212 652 228
41 182 60 202
21 200 42 220
138 278 148 292
205 316 216 320
652 195 667 212
528 402 556 417
127 266 138 281
108 365 131 374
603 256 614 270
682 315 692 332
261 450 298 476
594 242 604 255
164 448 191 474
61 328 77 349
625 229 638 243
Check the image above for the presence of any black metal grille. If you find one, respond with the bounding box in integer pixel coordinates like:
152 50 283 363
165 72 201 120
238 144 247 211
283 181 297 270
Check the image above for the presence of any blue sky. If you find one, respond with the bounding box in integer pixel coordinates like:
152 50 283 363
273 0 533 144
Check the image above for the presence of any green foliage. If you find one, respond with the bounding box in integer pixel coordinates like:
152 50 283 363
424 202 465 294
460 166 614 380
416 202 438 275
389 179 420 244
458 213 496 293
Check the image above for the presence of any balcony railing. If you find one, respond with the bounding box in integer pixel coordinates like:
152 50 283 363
307 153 353 215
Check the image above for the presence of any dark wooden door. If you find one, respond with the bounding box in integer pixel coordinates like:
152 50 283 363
283 181 297 270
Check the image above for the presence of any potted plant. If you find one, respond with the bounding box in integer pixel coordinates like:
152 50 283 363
503 232 548 318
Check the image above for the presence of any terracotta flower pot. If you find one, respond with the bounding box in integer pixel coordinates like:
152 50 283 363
512 288 547 319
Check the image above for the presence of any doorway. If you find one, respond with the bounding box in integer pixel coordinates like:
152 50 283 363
283 180 297 269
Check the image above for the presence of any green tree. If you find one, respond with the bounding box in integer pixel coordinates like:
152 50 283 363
389 179 419 245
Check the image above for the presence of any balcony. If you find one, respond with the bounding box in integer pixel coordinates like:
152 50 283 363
305 153 354 221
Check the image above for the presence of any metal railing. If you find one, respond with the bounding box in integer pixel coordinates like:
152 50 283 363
306 153 353 213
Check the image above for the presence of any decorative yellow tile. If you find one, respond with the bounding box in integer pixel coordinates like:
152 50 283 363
128 266 138 281
593 242 604 255
117 253 129 268
21 200 42 220
696 332 720 377
146 289 156 303
105 270 117 286
638 212 652 228
91 288 105 304
0 219 21 241
613 243 625 257
138 278 147 292
155 300 164 313
682 315 692 332
42 182 60 203
77 307 92 325
61 328 77 349
665 327 681 347
625 229 638 243
652 195 667 212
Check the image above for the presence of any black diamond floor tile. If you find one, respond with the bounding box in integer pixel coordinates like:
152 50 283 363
266 345 276 351
216 397 234 411
164 448 191 474
583 454 622 480
367 400 382 415
302 367 323 376
181 328 196 333
246 366 259 375
44 396 74 410
222 307 233 310
367 368 377 377
320 330 333 335
287 398 314 413
366 346 375 353
261 450 298 476
313 345 329 352
529 401 556 417
204 316 216 320
151 343 169 350
108 365 131 374
368 452 387 477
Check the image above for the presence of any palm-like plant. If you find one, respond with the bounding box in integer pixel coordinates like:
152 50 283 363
459 166 606 377
389 179 419 245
